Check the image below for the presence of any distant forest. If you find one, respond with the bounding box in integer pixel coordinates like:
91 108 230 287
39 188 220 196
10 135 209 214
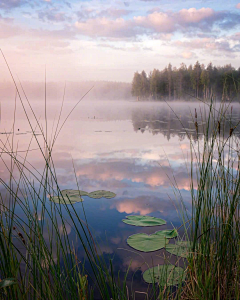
131 62 240 101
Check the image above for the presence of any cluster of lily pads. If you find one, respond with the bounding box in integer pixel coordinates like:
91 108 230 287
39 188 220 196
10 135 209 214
49 189 116 204
122 215 189 286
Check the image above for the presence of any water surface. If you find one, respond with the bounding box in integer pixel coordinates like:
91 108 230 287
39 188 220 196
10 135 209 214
1 99 240 295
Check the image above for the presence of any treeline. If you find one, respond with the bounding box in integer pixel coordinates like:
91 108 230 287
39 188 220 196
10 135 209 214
132 62 240 101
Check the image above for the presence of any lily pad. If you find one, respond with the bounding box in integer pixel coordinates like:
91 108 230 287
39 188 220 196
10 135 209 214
154 229 178 239
50 189 85 204
0 278 17 289
166 241 192 258
122 215 166 227
127 233 169 252
87 190 116 199
143 265 186 286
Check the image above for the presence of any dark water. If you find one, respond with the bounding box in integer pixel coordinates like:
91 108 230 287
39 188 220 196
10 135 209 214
1 99 240 295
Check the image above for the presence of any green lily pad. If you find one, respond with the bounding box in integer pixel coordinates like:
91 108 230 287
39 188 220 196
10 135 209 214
143 265 186 286
122 215 166 227
165 241 192 258
87 190 116 199
154 229 178 239
0 278 17 288
50 189 84 204
127 233 169 252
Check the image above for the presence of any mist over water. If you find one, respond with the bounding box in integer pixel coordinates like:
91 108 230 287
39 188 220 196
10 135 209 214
0 81 131 102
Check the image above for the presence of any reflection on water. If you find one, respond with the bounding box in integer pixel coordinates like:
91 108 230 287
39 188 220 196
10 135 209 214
132 103 240 140
1 100 240 293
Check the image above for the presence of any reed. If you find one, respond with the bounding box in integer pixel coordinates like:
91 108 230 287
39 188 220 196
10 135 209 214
181 98 240 299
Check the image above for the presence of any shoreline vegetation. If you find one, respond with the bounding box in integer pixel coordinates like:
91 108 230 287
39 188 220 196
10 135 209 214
1 61 240 104
0 60 239 299
132 61 240 102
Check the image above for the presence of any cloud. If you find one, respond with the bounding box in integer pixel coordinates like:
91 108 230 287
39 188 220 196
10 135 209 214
177 7 215 24
98 43 145 52
17 40 70 51
0 0 24 9
174 37 239 55
112 196 162 215
0 15 22 38
30 27 77 40
75 17 141 38
97 8 131 18
134 11 175 33
111 194 190 216
217 12 240 30
74 159 192 190
230 32 240 40
76 7 131 21
236 3 240 9
137 7 227 33
38 9 71 23
74 7 240 39
180 51 197 59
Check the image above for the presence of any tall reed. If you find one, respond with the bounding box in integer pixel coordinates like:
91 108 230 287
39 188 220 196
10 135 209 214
181 99 240 299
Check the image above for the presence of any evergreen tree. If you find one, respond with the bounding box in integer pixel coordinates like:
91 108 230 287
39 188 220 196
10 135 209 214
167 63 172 100
201 68 210 99
140 70 150 98
131 62 240 101
131 72 142 99
191 61 202 98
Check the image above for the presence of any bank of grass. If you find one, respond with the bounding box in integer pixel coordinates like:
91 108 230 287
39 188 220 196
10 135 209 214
181 99 240 299
0 55 239 299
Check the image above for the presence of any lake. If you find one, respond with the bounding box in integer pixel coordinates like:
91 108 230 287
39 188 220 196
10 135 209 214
1 99 240 297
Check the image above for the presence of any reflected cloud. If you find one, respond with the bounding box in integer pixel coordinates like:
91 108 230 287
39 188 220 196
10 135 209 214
74 159 192 191
111 195 183 217
58 223 72 235
111 237 122 245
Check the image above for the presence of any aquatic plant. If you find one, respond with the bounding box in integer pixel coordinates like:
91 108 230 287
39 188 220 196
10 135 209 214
49 189 117 204
165 241 191 258
143 265 186 286
122 215 166 226
127 233 169 252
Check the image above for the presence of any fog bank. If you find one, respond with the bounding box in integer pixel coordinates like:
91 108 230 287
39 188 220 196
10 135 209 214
0 81 131 102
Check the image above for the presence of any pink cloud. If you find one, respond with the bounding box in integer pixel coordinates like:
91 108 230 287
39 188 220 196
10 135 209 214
111 195 181 216
231 32 240 40
0 18 22 38
17 40 70 51
174 38 235 54
177 7 215 24
236 3 240 9
180 51 196 59
75 17 138 38
74 7 232 39
134 12 175 33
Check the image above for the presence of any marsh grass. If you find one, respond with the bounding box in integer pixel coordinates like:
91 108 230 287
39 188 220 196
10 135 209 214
180 99 240 299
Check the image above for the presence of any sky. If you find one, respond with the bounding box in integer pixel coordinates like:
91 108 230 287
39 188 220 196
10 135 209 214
0 0 240 82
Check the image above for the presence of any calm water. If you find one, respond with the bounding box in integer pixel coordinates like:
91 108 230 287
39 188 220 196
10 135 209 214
1 99 240 295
